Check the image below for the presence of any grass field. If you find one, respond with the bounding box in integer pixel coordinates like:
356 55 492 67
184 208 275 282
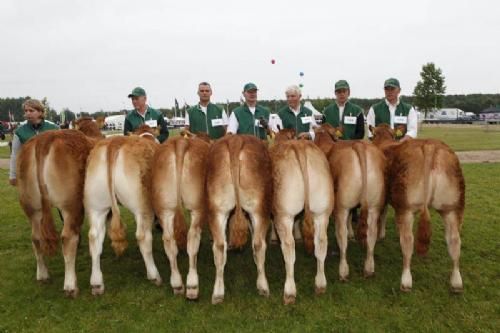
418 125 500 151
0 164 499 332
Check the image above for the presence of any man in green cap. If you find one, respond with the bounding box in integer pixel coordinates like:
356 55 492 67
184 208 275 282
367 78 417 141
185 82 228 139
124 87 169 143
323 80 365 140
270 84 318 139
226 83 270 140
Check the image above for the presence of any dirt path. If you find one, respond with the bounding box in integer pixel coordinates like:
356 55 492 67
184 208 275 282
1 150 500 170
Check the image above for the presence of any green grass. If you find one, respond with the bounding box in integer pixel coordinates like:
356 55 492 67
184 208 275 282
0 145 10 159
0 164 499 332
418 125 500 151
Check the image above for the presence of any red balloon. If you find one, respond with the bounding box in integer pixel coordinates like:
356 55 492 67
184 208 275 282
271 59 276 64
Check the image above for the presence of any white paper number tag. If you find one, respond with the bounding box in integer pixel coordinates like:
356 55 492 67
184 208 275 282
394 116 407 124
301 116 312 124
344 116 357 125
270 114 279 120
211 119 224 127
145 119 158 128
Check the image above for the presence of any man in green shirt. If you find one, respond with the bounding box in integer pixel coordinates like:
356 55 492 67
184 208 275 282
185 82 228 139
323 80 365 140
227 83 270 140
9 99 59 186
124 87 169 143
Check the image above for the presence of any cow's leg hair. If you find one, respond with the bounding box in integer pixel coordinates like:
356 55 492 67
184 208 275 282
397 210 414 292
313 212 329 294
186 209 203 300
250 212 270 297
160 210 183 294
211 210 229 304
60 208 81 297
335 208 350 281
275 214 296 305
135 212 162 286
364 208 380 278
30 210 49 282
440 210 463 293
88 208 108 295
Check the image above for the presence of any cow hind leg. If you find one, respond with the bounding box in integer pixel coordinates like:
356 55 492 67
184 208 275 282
397 210 414 292
250 212 270 297
313 212 329 294
275 215 296 305
440 210 463 293
186 209 203 300
335 208 350 281
60 208 82 298
88 208 108 295
378 205 388 240
135 212 162 286
160 209 184 295
30 210 50 282
210 210 229 304
364 209 380 278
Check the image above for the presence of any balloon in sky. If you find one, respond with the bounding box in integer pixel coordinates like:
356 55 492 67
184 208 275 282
299 83 304 88
271 59 276 64
299 72 304 76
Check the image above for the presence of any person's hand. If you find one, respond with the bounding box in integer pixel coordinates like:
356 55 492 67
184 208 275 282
9 178 17 186
399 135 411 142
298 132 311 140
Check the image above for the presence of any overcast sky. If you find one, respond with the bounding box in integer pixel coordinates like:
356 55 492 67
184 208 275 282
1 0 499 112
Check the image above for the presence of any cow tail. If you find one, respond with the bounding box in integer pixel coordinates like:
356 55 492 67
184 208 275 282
173 139 188 251
353 143 369 246
228 138 248 249
36 142 59 256
416 144 435 256
107 141 128 256
293 145 314 255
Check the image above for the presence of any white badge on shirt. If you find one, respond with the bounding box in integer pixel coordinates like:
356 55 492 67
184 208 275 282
394 116 407 124
301 116 312 124
344 116 357 125
270 114 279 120
145 119 158 128
211 118 224 127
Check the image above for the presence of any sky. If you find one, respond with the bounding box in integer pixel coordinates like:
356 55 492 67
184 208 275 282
1 0 499 113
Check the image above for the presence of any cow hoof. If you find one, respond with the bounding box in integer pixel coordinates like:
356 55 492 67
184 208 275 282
315 286 326 295
400 284 412 293
283 294 296 305
364 270 375 279
339 276 349 283
150 277 163 287
450 286 464 294
37 277 51 284
258 288 270 297
64 288 79 299
186 287 199 301
211 295 224 305
91 285 105 296
172 285 185 296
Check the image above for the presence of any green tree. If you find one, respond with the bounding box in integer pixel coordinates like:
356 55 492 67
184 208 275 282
413 62 446 117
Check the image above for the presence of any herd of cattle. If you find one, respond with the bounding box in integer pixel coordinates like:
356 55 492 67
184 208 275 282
15 117 465 304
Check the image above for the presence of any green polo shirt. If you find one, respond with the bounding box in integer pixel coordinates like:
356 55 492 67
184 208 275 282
15 120 59 144
232 104 270 139
187 103 226 139
124 106 169 143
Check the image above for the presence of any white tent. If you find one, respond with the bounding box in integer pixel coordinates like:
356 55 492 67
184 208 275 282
303 101 322 116
105 115 125 130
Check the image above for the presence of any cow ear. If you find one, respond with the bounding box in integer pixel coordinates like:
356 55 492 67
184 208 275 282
96 116 105 129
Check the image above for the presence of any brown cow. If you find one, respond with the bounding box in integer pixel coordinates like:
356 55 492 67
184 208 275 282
271 129 334 304
206 134 272 304
370 124 465 292
151 135 210 299
314 124 386 280
16 117 104 297
84 126 162 295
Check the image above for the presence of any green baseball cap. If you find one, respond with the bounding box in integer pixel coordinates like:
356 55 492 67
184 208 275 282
128 87 146 98
384 78 400 89
335 80 350 91
243 82 258 92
